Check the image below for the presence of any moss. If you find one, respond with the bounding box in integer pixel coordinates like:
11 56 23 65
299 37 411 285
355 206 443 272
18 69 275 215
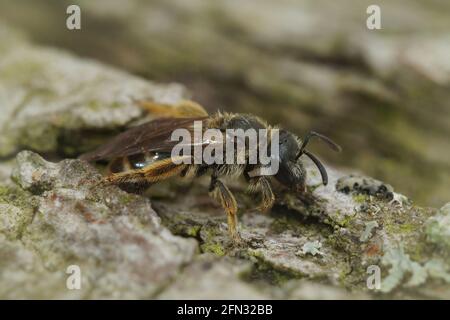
118 193 134 205
246 251 302 286
201 242 226 256
385 222 417 235
270 217 292 234
186 225 201 238
197 224 229 256
327 210 354 228
398 223 416 233
0 185 34 211
0 185 36 239
87 100 101 111
353 194 368 204
110 101 124 109
339 212 354 227
158 206 205 240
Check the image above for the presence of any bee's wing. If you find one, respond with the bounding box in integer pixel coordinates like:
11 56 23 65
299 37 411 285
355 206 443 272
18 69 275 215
79 117 209 161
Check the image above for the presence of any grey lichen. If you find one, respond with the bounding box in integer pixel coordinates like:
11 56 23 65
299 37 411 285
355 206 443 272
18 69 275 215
2 150 449 298
380 246 450 293
300 241 324 256
360 221 378 242
0 21 449 298
426 203 450 251
2 151 198 298
380 246 427 293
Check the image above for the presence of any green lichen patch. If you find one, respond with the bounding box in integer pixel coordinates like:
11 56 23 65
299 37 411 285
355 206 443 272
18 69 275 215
245 254 303 286
353 194 368 204
0 184 36 239
201 242 227 257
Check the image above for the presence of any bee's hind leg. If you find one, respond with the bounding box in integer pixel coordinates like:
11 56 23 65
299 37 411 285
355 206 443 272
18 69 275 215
105 157 190 189
209 176 242 244
247 176 275 213
117 181 153 194
136 99 208 117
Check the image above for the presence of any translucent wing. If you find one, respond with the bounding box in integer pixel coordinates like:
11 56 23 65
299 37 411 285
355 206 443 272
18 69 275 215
79 117 208 161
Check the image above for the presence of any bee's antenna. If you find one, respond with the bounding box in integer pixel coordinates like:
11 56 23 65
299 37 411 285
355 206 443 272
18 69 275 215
296 131 341 160
303 150 328 186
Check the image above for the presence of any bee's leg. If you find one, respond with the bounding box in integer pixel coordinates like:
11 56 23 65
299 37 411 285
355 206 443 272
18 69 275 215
117 181 153 194
247 176 275 212
105 157 191 186
136 99 208 117
209 176 241 244
105 157 150 193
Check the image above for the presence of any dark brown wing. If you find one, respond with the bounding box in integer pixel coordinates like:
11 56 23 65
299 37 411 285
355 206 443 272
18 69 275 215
79 117 208 161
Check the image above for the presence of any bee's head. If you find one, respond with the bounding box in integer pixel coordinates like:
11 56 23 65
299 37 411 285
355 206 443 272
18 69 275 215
274 130 341 192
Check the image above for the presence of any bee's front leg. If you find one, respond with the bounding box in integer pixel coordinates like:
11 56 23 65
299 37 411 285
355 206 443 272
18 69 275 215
209 176 242 244
247 176 275 213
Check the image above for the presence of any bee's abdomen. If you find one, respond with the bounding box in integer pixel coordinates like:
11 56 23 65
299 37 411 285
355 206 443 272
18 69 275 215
108 152 169 174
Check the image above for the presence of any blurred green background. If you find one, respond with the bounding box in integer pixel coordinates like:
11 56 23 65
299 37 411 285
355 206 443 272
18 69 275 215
1 0 449 206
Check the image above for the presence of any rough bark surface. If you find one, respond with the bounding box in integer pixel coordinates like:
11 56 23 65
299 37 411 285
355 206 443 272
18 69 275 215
1 0 449 206
0 14 449 299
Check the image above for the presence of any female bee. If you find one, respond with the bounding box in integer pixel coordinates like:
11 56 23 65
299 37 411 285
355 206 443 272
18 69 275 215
80 100 341 243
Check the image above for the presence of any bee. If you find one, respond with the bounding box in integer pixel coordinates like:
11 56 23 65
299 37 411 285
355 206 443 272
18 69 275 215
80 100 341 243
